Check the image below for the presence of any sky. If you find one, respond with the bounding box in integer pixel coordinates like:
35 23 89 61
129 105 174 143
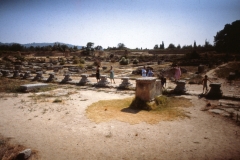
0 0 239 49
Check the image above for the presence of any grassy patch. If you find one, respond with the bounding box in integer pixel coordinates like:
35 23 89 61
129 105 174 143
0 77 30 93
86 96 192 124
53 98 62 103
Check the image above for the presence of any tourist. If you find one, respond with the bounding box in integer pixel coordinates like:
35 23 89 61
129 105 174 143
96 65 100 82
142 66 147 77
161 76 167 89
147 69 153 77
109 66 115 84
202 75 212 93
174 64 181 81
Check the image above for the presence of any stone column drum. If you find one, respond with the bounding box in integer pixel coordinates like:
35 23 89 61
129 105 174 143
79 74 91 85
173 80 186 94
206 83 222 99
136 77 161 101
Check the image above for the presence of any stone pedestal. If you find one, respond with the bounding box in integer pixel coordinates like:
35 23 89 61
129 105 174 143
206 83 222 99
135 77 161 101
198 65 205 73
96 75 110 86
46 73 56 82
13 70 20 78
33 71 43 81
79 74 91 85
1 70 10 77
119 77 132 88
61 74 72 83
173 80 186 94
23 71 31 79
228 72 235 80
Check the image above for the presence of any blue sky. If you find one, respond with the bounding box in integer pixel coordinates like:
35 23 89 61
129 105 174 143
0 0 239 49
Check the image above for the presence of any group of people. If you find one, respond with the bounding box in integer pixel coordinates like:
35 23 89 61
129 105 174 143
96 65 115 84
96 64 213 93
141 66 154 77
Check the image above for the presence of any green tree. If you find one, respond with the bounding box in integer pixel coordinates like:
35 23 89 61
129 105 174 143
194 41 196 48
154 44 158 49
86 42 94 49
160 41 165 49
167 43 176 49
214 20 240 53
118 43 125 49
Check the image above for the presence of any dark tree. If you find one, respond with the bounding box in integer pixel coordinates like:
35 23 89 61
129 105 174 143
160 41 165 49
167 43 176 49
214 20 240 53
154 44 158 49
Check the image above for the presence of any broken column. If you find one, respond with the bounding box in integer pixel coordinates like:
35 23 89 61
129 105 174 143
12 70 20 78
173 80 186 94
33 71 43 81
96 75 110 87
206 83 222 99
22 71 31 79
119 77 133 88
46 73 56 82
79 74 91 85
61 74 72 83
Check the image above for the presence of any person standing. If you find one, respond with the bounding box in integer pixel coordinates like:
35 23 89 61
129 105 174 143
161 76 167 89
142 66 147 77
202 75 212 93
147 69 153 77
109 66 115 84
96 65 100 82
174 65 181 81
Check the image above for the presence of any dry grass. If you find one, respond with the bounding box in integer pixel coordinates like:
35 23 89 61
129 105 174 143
86 96 192 124
215 62 240 78
0 135 39 160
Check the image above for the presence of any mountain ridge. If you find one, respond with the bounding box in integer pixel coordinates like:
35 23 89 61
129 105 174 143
0 42 83 49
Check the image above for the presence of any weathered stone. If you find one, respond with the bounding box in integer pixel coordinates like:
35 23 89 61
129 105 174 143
119 77 133 88
79 74 91 85
173 80 186 94
33 71 43 81
20 83 49 92
12 70 20 78
22 71 31 79
46 73 56 82
61 74 72 83
16 149 32 160
1 70 10 76
228 72 236 80
209 109 225 115
198 65 205 73
135 77 161 101
206 83 222 99
96 75 110 87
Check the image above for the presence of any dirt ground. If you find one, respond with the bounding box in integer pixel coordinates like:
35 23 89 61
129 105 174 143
0 65 240 160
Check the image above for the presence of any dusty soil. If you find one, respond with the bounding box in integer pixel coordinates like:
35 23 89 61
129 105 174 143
0 64 240 160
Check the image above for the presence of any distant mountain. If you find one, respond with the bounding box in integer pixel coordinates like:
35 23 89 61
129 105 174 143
0 42 83 49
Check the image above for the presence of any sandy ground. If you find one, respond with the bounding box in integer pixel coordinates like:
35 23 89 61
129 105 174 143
0 67 240 159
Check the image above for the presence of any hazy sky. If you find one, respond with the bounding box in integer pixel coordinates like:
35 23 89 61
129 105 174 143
0 0 239 49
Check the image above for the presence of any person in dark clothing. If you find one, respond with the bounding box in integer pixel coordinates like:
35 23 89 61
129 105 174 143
96 65 100 82
161 76 166 89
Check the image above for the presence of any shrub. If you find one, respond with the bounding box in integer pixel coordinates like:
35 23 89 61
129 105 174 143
119 57 129 65
133 59 139 64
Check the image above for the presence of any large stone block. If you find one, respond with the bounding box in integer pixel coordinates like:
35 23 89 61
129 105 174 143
136 77 161 101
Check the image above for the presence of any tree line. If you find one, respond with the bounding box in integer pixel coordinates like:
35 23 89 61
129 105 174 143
0 20 239 53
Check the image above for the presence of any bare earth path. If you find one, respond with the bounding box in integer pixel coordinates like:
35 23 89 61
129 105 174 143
0 65 240 159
